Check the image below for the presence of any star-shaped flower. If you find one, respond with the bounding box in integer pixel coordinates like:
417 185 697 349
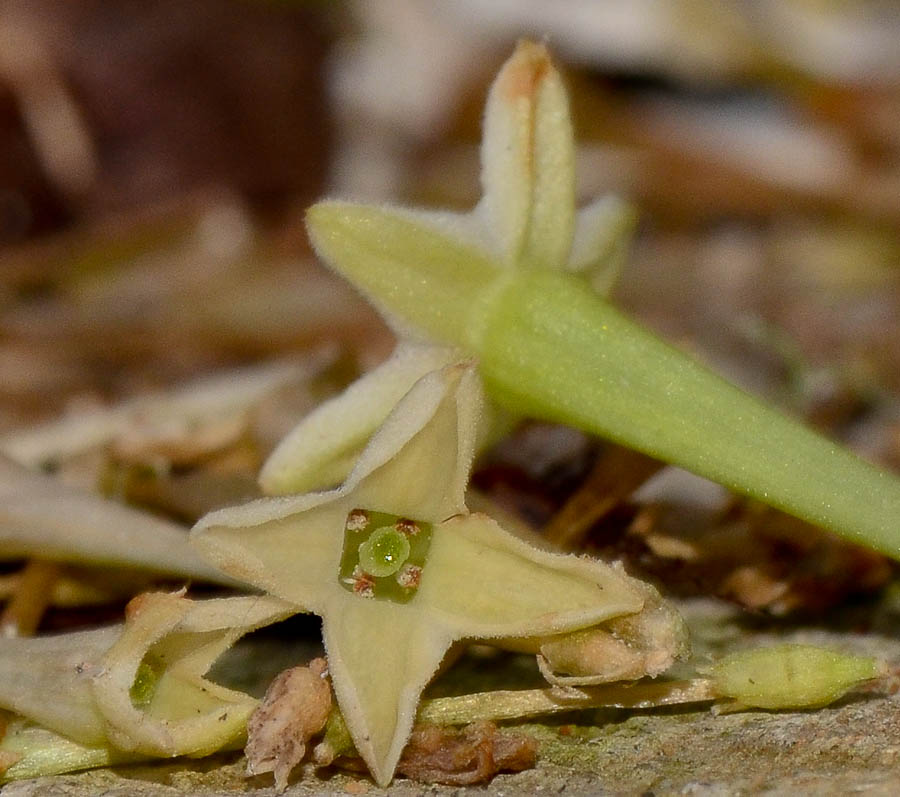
192 362 659 785
301 39 900 559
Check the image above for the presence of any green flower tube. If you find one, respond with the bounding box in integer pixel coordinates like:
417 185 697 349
303 41 900 559
478 269 900 558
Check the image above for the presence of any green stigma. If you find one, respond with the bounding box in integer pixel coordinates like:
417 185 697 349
359 526 411 577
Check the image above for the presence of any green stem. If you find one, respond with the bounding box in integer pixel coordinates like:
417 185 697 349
477 270 900 558
318 679 715 761
418 679 715 725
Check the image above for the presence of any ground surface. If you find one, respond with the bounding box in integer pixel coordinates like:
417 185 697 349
7 598 900 797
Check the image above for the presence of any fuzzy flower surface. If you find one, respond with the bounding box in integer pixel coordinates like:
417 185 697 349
300 39 900 559
260 39 633 497
192 362 656 785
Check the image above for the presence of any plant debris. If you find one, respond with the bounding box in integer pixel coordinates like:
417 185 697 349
245 658 332 793
394 721 537 786
0 559 59 637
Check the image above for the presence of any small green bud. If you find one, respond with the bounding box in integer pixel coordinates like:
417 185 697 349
709 644 882 710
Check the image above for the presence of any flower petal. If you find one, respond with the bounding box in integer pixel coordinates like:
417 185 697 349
191 493 349 608
480 40 575 269
306 201 500 346
0 625 117 746
92 592 294 757
347 362 481 521
567 195 638 296
419 513 645 638
259 342 462 495
321 594 452 787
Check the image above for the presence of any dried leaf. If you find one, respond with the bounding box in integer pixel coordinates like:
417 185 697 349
0 559 60 636
109 411 249 468
1 360 320 470
543 444 663 548
396 721 537 785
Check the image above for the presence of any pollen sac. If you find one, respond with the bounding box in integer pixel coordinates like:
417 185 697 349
338 509 433 603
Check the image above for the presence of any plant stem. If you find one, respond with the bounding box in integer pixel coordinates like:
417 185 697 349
317 679 716 762
418 679 716 725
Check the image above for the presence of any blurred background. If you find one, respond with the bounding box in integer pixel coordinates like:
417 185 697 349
2 0 900 618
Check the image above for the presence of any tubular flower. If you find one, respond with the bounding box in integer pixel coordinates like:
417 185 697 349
0 592 295 781
304 40 900 559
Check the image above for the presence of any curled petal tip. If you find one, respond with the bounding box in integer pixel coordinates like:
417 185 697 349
482 40 575 268
497 40 553 104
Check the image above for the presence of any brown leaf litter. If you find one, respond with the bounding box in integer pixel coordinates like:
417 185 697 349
244 658 538 790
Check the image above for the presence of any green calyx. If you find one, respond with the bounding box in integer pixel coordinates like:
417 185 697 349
339 509 433 603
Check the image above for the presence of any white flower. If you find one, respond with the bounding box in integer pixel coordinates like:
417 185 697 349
192 362 652 785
